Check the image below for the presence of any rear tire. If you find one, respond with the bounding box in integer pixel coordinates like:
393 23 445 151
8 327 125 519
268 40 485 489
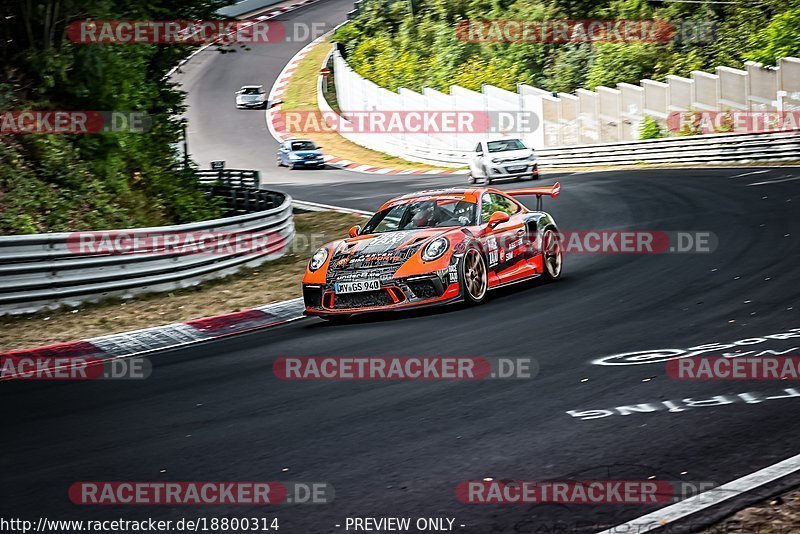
461 247 489 304
541 228 563 281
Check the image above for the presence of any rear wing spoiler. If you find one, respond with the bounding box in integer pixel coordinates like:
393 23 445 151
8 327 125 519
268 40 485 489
506 182 560 211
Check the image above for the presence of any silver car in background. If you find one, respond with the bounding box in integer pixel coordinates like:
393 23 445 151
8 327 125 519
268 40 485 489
277 138 325 169
468 138 539 184
235 85 267 109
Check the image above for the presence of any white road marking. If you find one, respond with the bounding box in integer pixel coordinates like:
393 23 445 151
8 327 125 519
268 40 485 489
291 199 371 216
731 170 770 178
748 175 800 186
597 451 800 533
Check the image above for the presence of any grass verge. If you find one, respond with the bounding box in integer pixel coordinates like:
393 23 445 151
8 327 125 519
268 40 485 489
279 39 462 171
0 211 363 351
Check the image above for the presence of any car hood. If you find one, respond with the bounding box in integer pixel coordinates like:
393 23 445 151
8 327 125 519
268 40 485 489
291 150 323 157
489 148 533 161
237 94 264 102
329 228 453 270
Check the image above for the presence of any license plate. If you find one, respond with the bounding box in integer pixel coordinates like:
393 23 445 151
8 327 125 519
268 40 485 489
334 279 380 294
508 165 527 172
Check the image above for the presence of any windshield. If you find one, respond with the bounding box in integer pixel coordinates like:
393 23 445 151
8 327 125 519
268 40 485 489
241 87 262 95
290 141 317 151
487 139 526 152
362 199 476 234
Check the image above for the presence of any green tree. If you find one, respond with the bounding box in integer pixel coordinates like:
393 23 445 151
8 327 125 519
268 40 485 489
744 7 800 65
0 0 228 234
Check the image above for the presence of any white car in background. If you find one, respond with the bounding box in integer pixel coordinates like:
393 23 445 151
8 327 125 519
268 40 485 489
235 85 267 109
468 138 539 184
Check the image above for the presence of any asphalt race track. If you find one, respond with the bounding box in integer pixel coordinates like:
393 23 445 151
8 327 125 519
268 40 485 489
2 0 800 532
3 165 800 533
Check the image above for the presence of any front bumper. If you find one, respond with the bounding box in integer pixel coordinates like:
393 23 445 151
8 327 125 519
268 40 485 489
303 276 461 316
236 101 266 108
290 158 325 167
487 162 538 179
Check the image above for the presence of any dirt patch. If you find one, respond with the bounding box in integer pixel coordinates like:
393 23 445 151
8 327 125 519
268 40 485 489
0 211 363 351
701 486 800 533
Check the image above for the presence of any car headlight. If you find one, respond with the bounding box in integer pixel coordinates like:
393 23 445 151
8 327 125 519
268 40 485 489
421 237 449 261
309 247 329 271
527 154 536 161
491 158 501 163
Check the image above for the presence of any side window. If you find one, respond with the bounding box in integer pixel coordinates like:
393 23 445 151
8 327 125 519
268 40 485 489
475 143 483 154
491 194 520 216
481 193 519 223
480 193 493 224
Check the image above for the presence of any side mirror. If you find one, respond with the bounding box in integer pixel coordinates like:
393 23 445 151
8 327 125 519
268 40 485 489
487 211 510 228
348 225 362 238
315 146 323 149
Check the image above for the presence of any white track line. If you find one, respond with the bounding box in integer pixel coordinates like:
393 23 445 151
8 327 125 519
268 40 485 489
292 199 371 217
730 169 770 178
748 175 800 186
598 452 800 533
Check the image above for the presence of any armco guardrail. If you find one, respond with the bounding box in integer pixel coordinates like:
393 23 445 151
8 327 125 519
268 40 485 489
536 131 800 168
0 172 294 316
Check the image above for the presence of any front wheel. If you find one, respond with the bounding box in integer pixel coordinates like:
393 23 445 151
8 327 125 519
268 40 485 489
541 228 563 281
461 247 489 304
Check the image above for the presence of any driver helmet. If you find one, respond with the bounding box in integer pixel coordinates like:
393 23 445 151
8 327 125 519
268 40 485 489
412 201 436 228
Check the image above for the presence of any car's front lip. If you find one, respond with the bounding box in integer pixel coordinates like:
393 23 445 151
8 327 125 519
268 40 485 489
486 161 537 177
290 157 324 165
302 277 460 315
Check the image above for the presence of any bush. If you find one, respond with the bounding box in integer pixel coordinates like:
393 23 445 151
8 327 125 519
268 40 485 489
638 116 667 140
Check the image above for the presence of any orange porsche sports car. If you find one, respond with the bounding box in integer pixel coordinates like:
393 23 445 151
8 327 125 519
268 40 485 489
301 183 562 319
